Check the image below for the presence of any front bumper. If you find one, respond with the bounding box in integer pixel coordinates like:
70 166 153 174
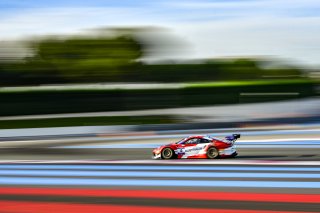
152 149 161 159
152 153 161 159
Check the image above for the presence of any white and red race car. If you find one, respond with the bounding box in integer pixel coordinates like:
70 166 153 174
152 134 240 159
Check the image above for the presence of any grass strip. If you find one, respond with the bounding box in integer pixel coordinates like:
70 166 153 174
0 115 177 129
0 79 315 93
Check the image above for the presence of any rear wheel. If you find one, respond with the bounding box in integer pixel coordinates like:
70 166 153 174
206 147 219 159
161 148 174 159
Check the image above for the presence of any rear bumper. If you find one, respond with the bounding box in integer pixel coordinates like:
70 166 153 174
219 146 237 157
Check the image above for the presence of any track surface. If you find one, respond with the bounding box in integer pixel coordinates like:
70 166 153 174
1 131 320 161
0 145 319 161
0 130 319 212
0 162 319 213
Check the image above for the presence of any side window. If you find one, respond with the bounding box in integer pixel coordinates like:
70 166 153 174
186 138 199 144
200 139 210 144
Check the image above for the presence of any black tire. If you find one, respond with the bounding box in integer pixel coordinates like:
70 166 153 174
206 147 219 159
161 148 174 159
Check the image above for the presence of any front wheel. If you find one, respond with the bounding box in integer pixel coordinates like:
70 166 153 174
161 148 174 159
206 147 219 159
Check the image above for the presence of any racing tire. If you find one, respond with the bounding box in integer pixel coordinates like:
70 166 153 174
206 147 219 159
161 148 174 159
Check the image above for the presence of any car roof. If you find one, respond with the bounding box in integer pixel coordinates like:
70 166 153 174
186 135 214 140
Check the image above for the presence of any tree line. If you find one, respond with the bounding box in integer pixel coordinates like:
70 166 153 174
0 28 305 86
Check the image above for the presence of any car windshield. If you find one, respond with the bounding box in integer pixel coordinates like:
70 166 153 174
176 138 187 144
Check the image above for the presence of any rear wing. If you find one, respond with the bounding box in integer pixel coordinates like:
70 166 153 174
225 134 241 143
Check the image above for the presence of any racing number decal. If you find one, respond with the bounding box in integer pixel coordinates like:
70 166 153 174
176 148 185 154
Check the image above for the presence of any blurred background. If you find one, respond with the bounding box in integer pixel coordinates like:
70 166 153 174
0 0 319 120
0 1 319 213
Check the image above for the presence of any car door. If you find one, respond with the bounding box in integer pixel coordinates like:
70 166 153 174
198 138 212 150
180 138 201 157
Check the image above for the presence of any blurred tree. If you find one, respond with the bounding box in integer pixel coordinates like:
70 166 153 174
0 28 307 85
29 33 143 81
214 58 262 80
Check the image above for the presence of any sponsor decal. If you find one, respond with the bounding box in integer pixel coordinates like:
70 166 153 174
185 147 203 152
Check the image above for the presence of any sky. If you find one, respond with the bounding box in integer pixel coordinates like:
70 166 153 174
0 0 319 67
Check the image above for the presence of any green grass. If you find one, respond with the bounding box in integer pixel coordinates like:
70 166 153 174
0 79 315 94
0 115 178 129
187 79 315 88
0 79 316 117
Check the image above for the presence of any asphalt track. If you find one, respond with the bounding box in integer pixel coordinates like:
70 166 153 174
0 130 319 212
0 147 318 161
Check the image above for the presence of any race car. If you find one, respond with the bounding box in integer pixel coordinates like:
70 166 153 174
152 134 240 159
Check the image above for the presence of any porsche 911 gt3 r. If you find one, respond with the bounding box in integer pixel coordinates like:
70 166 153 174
152 134 240 159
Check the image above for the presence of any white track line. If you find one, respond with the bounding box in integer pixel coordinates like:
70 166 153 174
0 160 319 166
239 138 320 142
